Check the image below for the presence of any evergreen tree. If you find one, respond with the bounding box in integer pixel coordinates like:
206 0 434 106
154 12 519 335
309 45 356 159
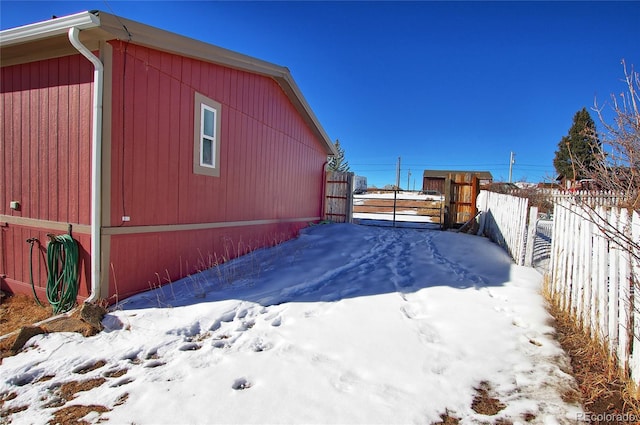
553 108 601 181
327 139 350 172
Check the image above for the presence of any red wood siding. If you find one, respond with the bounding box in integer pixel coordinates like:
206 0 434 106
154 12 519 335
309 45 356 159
0 226 91 300
1 56 93 223
108 42 327 227
1 56 93 298
108 222 305 300
106 42 329 299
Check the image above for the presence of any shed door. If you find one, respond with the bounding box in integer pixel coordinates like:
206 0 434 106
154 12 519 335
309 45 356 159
423 177 445 194
448 173 479 227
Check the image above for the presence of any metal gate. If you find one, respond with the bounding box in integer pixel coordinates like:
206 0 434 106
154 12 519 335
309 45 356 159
352 190 444 229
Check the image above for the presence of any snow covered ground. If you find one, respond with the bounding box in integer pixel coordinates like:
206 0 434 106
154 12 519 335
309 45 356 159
1 224 583 424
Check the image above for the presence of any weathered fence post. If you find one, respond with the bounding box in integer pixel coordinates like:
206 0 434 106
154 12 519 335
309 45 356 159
324 171 354 223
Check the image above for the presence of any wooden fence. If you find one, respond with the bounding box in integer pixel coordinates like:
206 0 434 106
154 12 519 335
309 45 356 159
324 171 353 223
548 200 640 382
477 191 530 265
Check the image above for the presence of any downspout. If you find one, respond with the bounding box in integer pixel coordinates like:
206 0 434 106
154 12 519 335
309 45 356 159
320 161 328 221
68 27 103 303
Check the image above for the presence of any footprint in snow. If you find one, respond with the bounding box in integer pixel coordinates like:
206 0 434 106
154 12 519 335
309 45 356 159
270 316 282 327
232 377 252 390
250 338 272 352
110 377 135 388
512 317 530 329
179 342 201 351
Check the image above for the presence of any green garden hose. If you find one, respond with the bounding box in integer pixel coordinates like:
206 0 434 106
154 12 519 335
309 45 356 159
45 234 79 314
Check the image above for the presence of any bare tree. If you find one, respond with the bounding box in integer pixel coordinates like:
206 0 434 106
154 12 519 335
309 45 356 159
570 62 640 340
589 60 640 211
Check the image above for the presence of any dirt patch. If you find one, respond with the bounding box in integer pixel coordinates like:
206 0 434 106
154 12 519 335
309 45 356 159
2 376 111 423
471 381 507 416
0 296 123 424
1 293 106 360
0 293 52 335
432 411 460 424
55 378 107 402
48 404 110 425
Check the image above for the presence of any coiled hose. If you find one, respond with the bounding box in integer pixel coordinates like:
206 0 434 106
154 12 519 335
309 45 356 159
45 234 79 314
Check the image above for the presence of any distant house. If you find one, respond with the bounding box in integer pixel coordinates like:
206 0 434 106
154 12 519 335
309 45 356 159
0 11 336 303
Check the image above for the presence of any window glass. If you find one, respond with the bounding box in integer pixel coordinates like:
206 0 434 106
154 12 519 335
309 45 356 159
203 108 215 137
202 138 213 166
193 92 222 177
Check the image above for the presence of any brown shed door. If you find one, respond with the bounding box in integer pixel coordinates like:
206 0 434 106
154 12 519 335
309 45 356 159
449 174 479 226
423 178 445 194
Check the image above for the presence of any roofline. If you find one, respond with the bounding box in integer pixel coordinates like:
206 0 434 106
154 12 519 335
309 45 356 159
0 10 337 156
0 11 100 45
422 170 494 179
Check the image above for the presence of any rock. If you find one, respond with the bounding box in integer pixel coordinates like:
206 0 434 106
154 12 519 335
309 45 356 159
2 303 107 358
43 317 97 337
79 303 107 332
10 326 45 352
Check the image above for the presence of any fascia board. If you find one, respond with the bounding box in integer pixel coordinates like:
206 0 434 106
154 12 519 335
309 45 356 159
97 12 289 78
0 11 100 46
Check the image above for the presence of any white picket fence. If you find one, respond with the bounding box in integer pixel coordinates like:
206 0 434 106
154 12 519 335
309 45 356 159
548 200 640 382
477 191 529 265
547 189 635 207
479 189 640 383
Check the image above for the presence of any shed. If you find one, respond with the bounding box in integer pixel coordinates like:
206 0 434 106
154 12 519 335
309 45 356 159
0 11 336 304
422 170 493 228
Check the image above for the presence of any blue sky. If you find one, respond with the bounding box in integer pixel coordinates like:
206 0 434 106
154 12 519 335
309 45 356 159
2 1 639 188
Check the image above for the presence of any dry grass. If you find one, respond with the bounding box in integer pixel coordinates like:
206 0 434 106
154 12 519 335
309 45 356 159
471 381 507 416
48 404 110 425
544 283 640 421
0 293 52 336
1 294 116 424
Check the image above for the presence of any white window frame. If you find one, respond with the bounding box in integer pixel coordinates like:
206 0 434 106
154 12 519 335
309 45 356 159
193 92 222 177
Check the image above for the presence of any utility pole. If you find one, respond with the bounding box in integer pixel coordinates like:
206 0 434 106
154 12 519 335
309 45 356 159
395 157 401 189
508 151 515 183
407 169 411 191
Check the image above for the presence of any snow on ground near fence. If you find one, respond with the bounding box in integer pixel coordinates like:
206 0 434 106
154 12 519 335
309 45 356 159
353 212 437 223
1 224 582 424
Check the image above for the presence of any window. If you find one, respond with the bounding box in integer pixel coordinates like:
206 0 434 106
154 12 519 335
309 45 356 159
194 92 222 176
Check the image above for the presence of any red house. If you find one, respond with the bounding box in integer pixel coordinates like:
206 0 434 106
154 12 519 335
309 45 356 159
0 11 336 305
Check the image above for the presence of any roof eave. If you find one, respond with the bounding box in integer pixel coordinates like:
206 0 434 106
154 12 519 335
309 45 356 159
0 11 100 46
1 10 336 156
95 12 337 156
